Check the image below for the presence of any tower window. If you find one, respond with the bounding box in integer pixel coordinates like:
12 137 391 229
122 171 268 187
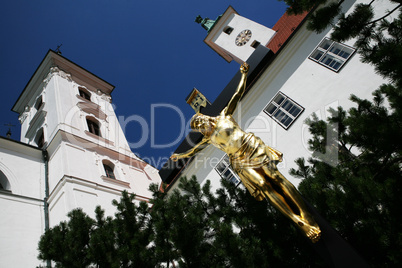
34 96 43 111
251 40 260 49
86 117 101 136
309 38 355 72
78 87 91 101
215 154 241 186
223 26 234 35
35 128 45 148
103 161 116 179
264 92 304 129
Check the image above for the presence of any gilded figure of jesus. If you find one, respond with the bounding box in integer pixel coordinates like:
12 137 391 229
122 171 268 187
171 63 321 242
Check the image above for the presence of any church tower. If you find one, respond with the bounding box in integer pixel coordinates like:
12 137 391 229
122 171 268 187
196 6 276 64
12 50 160 224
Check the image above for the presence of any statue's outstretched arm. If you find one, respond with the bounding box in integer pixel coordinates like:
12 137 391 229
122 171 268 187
170 138 210 161
223 62 249 116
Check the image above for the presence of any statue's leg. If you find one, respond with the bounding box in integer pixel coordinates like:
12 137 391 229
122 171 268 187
240 167 303 226
260 163 321 242
261 164 310 220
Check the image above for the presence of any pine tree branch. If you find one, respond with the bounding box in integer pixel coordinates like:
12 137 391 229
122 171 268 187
366 4 402 25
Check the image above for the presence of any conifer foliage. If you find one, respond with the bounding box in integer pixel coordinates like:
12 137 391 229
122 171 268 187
292 85 402 266
38 178 323 267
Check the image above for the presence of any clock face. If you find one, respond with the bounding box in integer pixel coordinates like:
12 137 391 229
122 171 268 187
235 29 252 46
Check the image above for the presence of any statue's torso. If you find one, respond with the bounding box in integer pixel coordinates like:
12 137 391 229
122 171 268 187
209 115 246 156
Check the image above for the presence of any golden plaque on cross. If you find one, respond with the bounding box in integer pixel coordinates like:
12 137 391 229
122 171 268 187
186 88 210 113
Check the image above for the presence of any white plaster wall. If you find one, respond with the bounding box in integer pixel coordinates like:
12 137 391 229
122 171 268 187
45 76 60 144
0 194 44 268
56 140 157 196
48 179 122 224
0 141 45 268
19 116 29 144
18 85 44 144
214 14 276 63
47 138 160 226
0 143 43 198
48 175 155 226
48 142 66 192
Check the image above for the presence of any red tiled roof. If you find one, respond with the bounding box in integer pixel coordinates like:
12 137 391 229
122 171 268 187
267 11 309 53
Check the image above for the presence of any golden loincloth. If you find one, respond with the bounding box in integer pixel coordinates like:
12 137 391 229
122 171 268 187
230 133 283 201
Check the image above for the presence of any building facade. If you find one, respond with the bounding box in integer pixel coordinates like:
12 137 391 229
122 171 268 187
160 0 394 193
1 50 161 267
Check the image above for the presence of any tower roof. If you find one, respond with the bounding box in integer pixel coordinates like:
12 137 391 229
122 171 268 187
12 50 115 114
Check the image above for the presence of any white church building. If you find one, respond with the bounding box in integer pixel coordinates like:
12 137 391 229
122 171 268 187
0 50 161 267
159 0 395 192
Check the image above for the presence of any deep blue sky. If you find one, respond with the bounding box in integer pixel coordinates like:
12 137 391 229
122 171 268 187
0 0 288 168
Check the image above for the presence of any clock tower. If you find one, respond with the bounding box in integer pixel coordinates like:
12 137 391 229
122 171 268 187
196 6 276 64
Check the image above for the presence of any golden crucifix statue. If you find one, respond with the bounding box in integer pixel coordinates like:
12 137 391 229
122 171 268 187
171 63 321 242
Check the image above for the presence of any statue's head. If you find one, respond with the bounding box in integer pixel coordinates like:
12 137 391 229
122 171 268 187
190 113 214 135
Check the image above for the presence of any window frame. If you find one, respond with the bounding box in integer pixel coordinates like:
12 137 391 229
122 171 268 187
86 117 101 137
309 37 355 72
215 154 241 186
223 26 234 35
78 87 91 101
0 170 11 192
263 91 304 129
34 96 44 111
251 40 260 49
35 128 45 148
103 160 116 180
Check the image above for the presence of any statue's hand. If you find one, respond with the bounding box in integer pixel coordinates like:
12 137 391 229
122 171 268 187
240 62 249 74
170 154 180 162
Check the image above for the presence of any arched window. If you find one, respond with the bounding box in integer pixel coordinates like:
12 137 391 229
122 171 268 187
0 170 11 191
78 87 91 101
86 117 101 136
34 96 43 111
35 128 45 148
102 160 116 179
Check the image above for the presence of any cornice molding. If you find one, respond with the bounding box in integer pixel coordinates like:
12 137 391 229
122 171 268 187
77 101 108 121
43 66 72 87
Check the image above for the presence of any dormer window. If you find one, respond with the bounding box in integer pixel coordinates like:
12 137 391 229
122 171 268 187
103 160 116 179
78 87 91 101
86 117 101 136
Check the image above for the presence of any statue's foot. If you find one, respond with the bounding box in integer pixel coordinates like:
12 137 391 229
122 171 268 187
296 218 321 243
